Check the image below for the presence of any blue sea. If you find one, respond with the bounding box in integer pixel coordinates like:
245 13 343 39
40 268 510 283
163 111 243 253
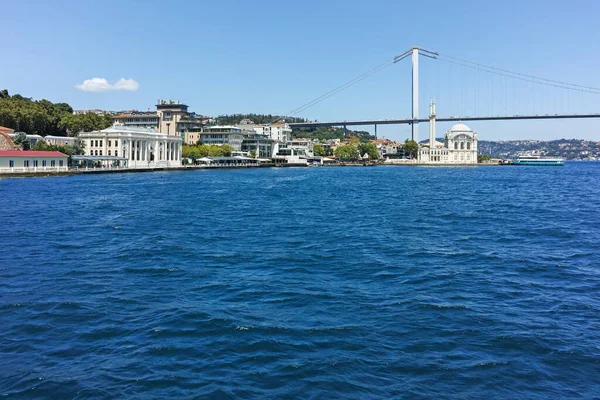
1 164 600 399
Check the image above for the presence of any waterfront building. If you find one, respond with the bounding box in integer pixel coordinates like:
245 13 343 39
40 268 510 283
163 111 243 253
113 100 211 139
419 101 478 164
79 126 182 168
257 123 292 143
0 128 18 150
372 138 402 157
43 136 76 146
184 131 202 145
196 156 262 167
112 112 160 130
241 133 276 158
73 109 110 115
156 99 188 136
0 150 68 172
8 133 44 147
281 138 314 157
272 148 310 166
0 126 15 136
200 126 245 151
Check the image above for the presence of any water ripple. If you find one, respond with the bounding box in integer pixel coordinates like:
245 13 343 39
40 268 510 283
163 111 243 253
1 164 600 398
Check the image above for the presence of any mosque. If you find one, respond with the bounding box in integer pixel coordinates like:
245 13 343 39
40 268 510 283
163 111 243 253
418 101 478 164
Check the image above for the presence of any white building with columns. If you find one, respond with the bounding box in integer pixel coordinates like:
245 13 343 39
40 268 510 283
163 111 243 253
419 101 478 164
80 126 183 168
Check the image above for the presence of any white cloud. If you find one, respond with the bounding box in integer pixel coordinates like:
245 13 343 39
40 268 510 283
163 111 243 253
113 78 140 91
75 77 140 92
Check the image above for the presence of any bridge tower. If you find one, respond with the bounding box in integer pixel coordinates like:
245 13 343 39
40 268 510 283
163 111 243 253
395 47 437 143
412 47 419 143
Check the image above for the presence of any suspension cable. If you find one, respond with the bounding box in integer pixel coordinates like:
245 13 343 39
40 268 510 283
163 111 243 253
272 58 396 124
437 54 600 95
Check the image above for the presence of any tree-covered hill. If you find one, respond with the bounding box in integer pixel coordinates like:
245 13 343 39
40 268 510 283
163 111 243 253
0 89 111 136
292 126 375 142
213 113 307 125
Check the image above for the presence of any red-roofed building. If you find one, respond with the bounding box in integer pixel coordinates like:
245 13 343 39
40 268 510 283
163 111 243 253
0 127 18 150
0 150 68 173
0 126 15 136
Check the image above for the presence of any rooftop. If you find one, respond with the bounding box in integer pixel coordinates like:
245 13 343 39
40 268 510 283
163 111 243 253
0 150 67 157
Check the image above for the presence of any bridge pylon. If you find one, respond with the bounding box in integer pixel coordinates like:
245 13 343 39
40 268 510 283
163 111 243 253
394 46 438 143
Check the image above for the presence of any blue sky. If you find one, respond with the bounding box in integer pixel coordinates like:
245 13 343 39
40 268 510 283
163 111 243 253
2 0 600 141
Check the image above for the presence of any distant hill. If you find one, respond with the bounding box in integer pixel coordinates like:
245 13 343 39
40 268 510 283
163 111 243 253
213 114 307 125
479 139 600 160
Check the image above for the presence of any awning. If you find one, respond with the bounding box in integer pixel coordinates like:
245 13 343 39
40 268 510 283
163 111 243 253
72 155 128 161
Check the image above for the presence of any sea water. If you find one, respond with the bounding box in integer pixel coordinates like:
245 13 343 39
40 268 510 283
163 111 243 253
1 164 599 398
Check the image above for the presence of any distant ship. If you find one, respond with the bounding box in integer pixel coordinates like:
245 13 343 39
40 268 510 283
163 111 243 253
512 154 564 166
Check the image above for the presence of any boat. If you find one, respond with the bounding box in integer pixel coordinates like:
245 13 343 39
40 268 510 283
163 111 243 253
512 153 564 166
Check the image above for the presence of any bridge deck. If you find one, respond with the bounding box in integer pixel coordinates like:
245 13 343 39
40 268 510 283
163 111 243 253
289 114 600 128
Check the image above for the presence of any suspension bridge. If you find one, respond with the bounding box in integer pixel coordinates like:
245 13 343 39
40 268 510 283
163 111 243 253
286 46 600 141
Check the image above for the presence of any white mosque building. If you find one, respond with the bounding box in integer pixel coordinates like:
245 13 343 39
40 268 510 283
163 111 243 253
419 101 478 164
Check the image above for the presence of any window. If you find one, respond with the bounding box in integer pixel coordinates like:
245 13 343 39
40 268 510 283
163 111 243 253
42 160 47 167
100 150 103 156
51 160 56 167
24 160 29 167
99 140 103 147
454 142 458 150
59 160 63 167
467 142 471 150
9 160 14 168
460 142 465 150
34 160 38 167
108 150 111 156
95 140 98 147
108 140 111 147
115 150 118 157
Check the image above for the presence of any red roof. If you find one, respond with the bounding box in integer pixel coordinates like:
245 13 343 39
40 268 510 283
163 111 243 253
0 151 67 157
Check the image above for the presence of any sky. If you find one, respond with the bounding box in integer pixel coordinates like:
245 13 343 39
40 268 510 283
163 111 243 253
2 0 600 141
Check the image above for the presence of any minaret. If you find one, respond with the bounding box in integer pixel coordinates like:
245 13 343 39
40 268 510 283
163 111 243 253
429 100 436 151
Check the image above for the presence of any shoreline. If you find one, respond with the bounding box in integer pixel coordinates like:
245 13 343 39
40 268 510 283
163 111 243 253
0 162 507 179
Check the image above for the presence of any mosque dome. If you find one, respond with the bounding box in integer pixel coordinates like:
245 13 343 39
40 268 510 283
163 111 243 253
449 122 472 132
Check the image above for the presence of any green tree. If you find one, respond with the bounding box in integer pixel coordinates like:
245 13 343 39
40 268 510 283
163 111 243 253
220 144 233 157
249 150 257 158
478 154 492 163
59 112 112 135
33 140 49 151
358 142 379 160
334 145 360 161
403 139 419 159
13 132 30 150
71 138 85 155
313 144 326 156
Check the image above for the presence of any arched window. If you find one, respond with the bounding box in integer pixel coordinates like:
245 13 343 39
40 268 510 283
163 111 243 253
467 142 471 150
454 142 458 150
461 142 465 150
108 150 111 156
115 150 118 157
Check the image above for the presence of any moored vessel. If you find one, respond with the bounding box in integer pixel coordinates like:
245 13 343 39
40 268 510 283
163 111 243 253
512 153 564 166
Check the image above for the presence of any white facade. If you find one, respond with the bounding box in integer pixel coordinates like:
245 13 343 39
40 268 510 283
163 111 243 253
0 151 68 173
200 126 245 151
43 136 76 146
444 123 478 164
419 101 478 164
419 122 478 164
79 126 183 168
